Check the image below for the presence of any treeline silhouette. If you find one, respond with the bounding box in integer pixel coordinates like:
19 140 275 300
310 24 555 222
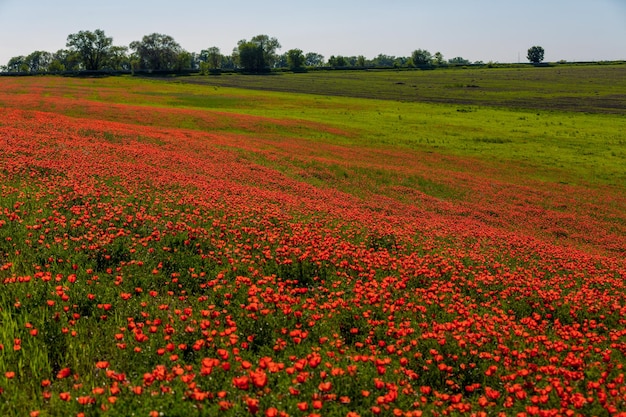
1 29 496 75
3 29 618 76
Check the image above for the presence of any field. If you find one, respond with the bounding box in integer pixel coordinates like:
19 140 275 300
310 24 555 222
0 66 625 416
180 64 626 113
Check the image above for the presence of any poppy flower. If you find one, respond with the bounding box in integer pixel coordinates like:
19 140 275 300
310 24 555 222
56 368 71 379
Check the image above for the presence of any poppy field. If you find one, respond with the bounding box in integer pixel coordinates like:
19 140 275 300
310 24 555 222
0 73 625 417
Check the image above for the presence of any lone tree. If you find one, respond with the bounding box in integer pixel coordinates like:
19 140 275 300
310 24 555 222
66 29 113 70
527 46 545 64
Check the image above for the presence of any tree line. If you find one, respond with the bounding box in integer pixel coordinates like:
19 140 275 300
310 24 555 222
1 29 545 74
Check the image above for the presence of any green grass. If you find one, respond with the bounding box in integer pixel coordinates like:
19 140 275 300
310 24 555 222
165 85 626 188
4 66 626 190
174 64 626 113
146 66 626 187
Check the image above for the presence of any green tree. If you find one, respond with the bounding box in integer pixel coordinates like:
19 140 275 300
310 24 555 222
24 51 53 72
275 53 288 69
411 49 432 67
328 55 347 67
66 29 113 70
237 41 265 72
175 51 193 71
372 54 395 67
200 47 223 69
48 60 65 72
448 56 471 65
305 52 324 67
222 54 236 70
251 34 281 68
527 46 545 64
49 49 81 72
433 52 445 66
6 56 28 72
394 56 410 67
130 33 184 70
106 46 130 70
286 49 305 70
236 35 281 72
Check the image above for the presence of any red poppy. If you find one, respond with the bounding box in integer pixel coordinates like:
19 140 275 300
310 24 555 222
56 368 71 379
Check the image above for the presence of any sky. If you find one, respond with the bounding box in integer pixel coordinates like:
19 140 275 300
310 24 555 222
0 0 625 66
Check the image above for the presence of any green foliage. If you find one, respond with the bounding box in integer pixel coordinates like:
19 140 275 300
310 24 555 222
448 56 471 65
237 41 266 73
411 49 432 67
129 33 185 71
433 52 445 66
286 49 305 71
304 52 325 67
236 35 281 73
66 29 113 71
527 45 545 64
5 56 29 72
328 55 348 67
200 46 223 70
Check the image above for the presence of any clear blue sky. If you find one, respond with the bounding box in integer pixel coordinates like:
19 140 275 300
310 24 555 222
1 0 625 66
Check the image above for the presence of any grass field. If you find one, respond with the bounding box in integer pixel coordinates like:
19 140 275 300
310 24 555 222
0 66 625 416
177 64 626 113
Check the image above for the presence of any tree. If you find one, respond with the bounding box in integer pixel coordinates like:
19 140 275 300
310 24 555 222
236 35 281 72
251 34 281 68
200 47 223 69
328 55 347 67
411 49 432 67
433 52 445 66
448 56 471 65
527 46 545 64
275 53 288 69
305 52 324 67
393 57 410 67
237 41 265 72
286 49 305 70
372 54 395 67
23 51 53 72
106 46 130 70
48 49 81 72
66 29 113 70
6 56 28 72
176 51 193 71
130 33 184 70
221 54 237 70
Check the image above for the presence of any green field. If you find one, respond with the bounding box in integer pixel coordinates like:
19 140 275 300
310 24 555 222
155 65 626 188
5 66 626 189
177 64 626 113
